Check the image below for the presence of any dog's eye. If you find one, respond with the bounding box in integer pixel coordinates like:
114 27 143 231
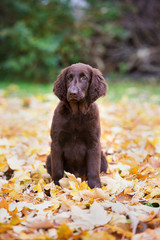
81 75 87 81
67 76 73 82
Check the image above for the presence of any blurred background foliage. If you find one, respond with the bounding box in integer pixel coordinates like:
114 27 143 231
0 0 160 83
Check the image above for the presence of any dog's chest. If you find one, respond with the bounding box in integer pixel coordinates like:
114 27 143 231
62 129 87 175
59 128 87 147
58 112 96 151
59 113 90 145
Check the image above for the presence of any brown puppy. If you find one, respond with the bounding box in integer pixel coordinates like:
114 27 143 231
46 63 108 188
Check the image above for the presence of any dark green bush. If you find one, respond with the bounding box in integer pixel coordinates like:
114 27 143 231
0 0 83 83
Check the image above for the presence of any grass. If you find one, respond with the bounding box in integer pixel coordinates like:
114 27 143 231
107 81 160 102
0 77 160 103
0 80 51 95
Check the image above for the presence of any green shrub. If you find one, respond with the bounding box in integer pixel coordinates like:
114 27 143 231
0 0 84 83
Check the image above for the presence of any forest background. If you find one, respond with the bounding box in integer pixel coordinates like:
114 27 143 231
1 0 160 86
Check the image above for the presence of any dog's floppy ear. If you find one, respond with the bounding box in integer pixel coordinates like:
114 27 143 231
88 68 108 104
53 67 68 101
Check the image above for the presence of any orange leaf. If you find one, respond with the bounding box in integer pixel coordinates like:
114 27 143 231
9 208 21 225
144 141 155 155
0 198 9 211
105 224 133 238
130 165 139 175
0 223 12 233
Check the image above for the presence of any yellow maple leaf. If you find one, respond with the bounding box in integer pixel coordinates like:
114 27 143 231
106 155 113 163
152 136 159 147
57 223 72 240
77 181 88 190
47 199 60 212
70 190 79 197
19 172 31 182
150 187 160 198
33 183 43 193
0 157 8 172
38 163 46 174
9 190 21 201
9 208 21 225
91 231 116 240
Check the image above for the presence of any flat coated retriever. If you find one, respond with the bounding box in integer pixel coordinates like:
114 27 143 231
46 63 108 188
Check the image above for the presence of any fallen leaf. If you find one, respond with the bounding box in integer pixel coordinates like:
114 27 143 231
132 228 160 240
91 231 116 240
25 217 53 229
57 223 72 239
70 202 112 230
0 208 10 223
7 155 25 170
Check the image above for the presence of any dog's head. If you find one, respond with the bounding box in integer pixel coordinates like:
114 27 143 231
53 63 108 112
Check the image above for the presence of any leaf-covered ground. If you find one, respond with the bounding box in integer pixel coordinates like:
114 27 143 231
0 88 160 240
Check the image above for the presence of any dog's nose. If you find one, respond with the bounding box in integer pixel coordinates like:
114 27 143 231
69 92 77 97
68 88 78 98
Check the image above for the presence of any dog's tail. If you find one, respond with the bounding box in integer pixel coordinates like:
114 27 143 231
46 154 52 175
100 151 108 173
